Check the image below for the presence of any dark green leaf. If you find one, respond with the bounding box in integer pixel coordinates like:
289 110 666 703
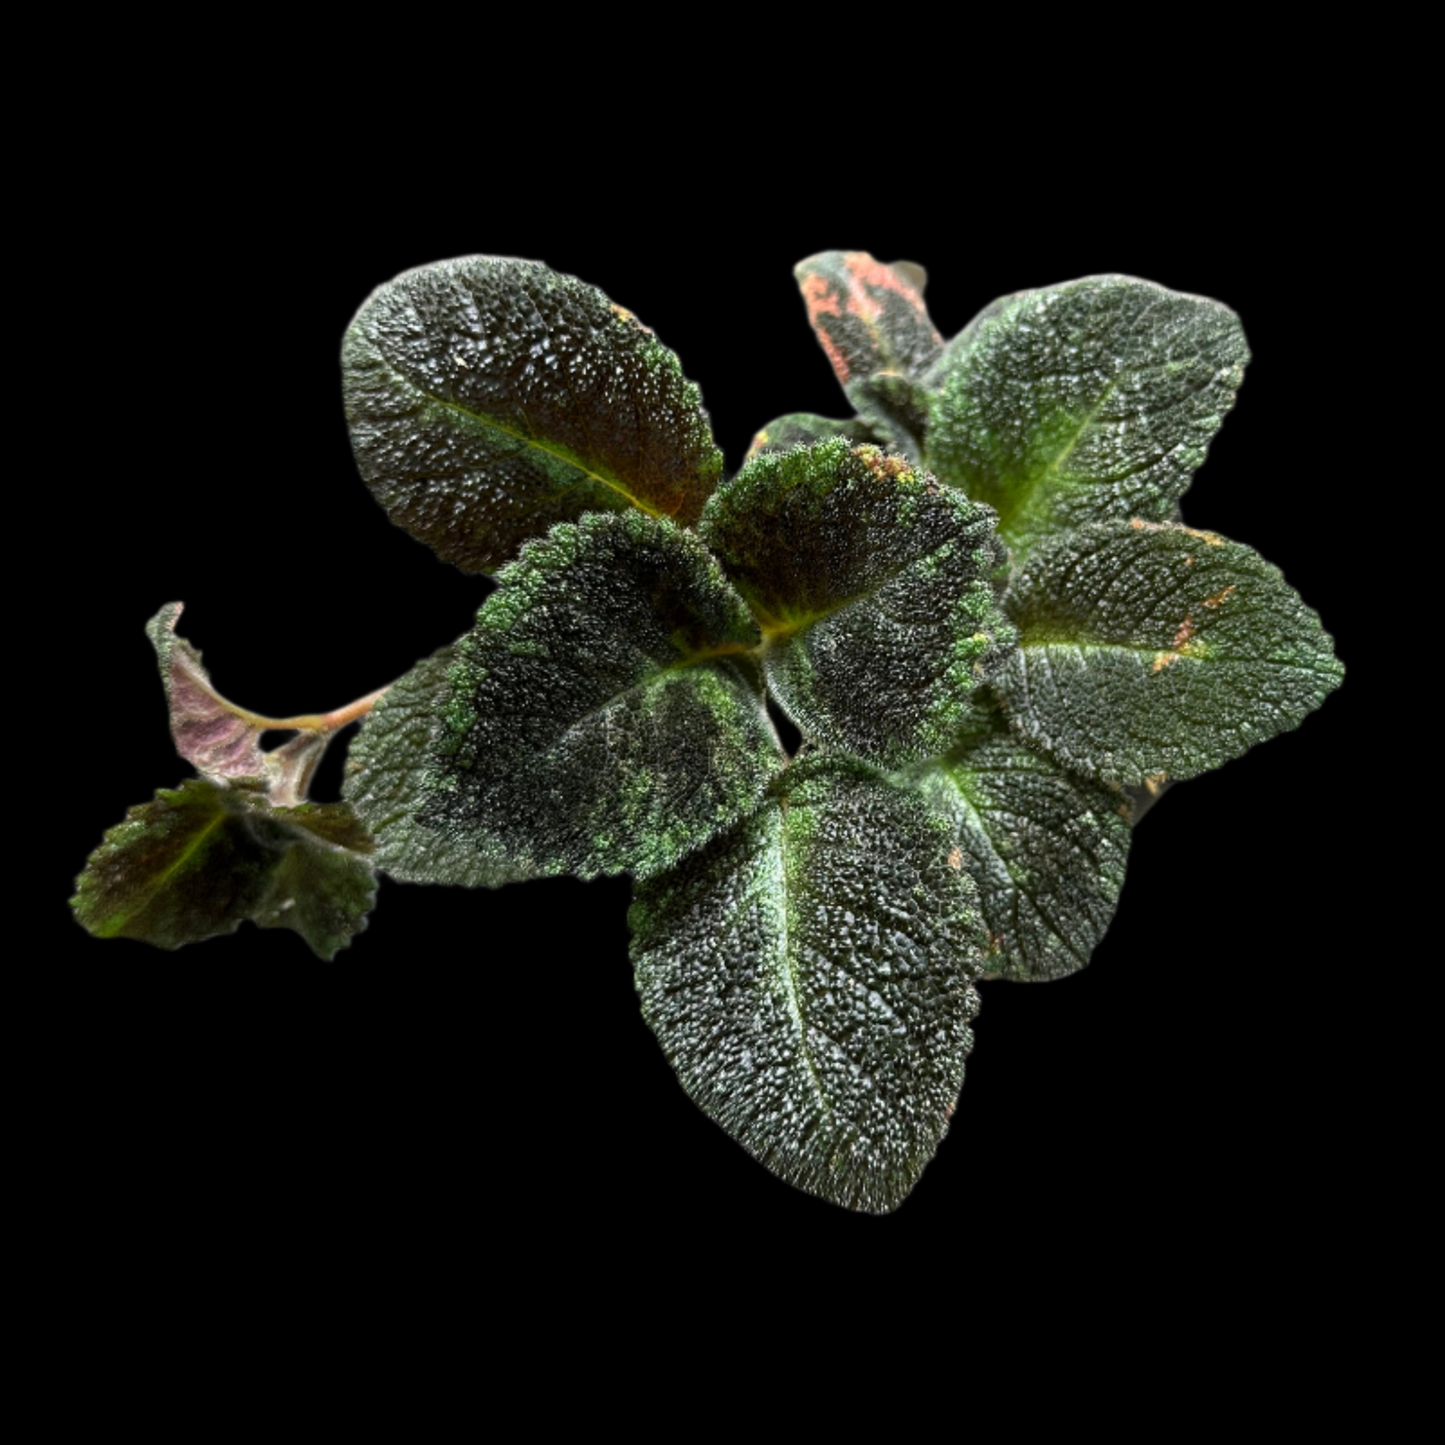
343 646 528 888
794 251 943 458
411 511 783 881
630 757 984 1213
924 276 1249 562
72 780 376 960
997 520 1344 784
909 701 1132 981
795 251 943 387
343 257 724 574
700 439 1016 767
744 412 879 463
845 373 931 462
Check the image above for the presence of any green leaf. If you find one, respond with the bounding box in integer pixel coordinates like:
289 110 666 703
631 757 984 1213
744 412 879 463
924 276 1249 563
794 251 943 457
343 646 528 888
795 251 943 387
410 511 783 881
700 439 1016 767
343 256 725 574
72 780 376 960
909 700 1132 981
997 520 1344 784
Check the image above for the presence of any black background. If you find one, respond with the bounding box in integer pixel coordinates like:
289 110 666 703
47 163 1365 1298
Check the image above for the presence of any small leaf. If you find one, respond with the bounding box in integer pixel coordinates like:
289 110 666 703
794 251 943 457
72 780 376 960
744 412 879 463
700 439 1016 767
408 511 783 880
794 251 943 387
909 700 1132 981
343 257 724 574
997 520 1344 784
924 276 1249 563
631 757 984 1214
147 602 269 783
343 646 529 888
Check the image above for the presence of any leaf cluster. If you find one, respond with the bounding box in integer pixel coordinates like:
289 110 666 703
72 252 1342 1212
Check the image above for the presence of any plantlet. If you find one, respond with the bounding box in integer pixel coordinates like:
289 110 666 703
72 251 1343 1213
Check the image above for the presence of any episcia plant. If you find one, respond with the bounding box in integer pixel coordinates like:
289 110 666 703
72 251 1343 1213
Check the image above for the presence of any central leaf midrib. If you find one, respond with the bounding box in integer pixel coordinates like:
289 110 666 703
102 802 231 935
994 374 1121 530
777 805 830 1115
388 354 666 519
754 543 953 643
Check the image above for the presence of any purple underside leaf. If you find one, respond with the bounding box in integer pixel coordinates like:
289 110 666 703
147 601 270 781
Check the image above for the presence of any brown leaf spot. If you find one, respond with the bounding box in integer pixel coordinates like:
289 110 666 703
1172 614 1197 650
1151 651 1179 673
854 445 912 483
948 847 963 870
1203 584 1237 609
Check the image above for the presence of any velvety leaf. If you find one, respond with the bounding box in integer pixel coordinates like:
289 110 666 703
744 412 879 463
147 603 269 782
410 511 783 880
343 256 724 573
795 251 943 387
631 757 984 1213
343 646 528 888
997 520 1344 784
924 276 1249 562
700 439 1016 766
72 780 376 960
146 603 377 807
845 373 931 462
909 701 1132 981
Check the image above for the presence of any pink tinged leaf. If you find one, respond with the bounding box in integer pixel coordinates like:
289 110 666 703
147 603 270 781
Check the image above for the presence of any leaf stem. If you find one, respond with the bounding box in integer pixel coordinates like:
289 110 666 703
230 686 391 735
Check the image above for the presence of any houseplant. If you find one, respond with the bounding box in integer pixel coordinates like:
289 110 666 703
71 250 1342 1213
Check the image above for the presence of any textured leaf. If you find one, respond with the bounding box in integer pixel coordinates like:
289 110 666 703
924 276 1249 562
72 780 376 959
146 603 378 807
795 251 943 457
700 439 1016 767
405 511 783 881
910 701 1131 981
344 256 724 573
795 251 943 387
998 520 1344 784
147 602 269 782
631 757 984 1213
343 646 528 888
744 412 879 463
